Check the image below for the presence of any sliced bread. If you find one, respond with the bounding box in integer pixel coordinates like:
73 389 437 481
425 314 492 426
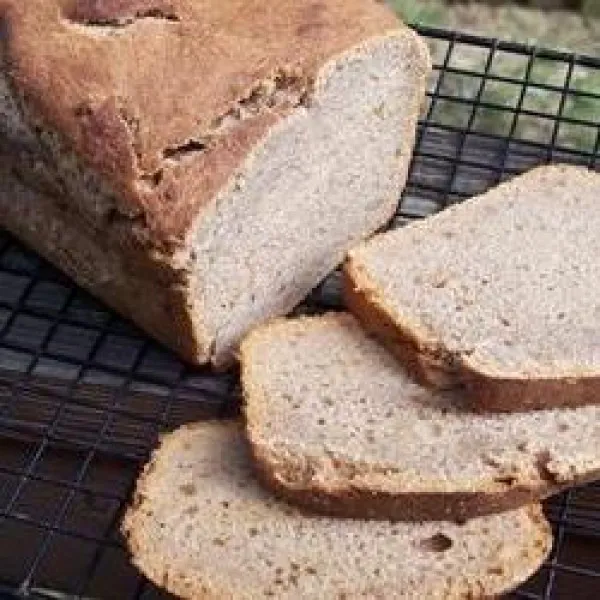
344 165 600 411
242 314 600 521
122 421 551 599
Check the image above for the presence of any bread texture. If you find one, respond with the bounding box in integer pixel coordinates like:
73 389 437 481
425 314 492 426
242 314 600 521
0 0 430 367
122 421 552 599
344 165 600 410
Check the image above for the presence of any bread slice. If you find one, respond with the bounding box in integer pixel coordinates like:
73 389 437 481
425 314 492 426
122 421 551 599
344 164 600 411
242 314 600 521
0 0 430 367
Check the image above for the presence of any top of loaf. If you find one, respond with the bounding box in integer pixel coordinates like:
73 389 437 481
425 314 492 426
0 0 402 243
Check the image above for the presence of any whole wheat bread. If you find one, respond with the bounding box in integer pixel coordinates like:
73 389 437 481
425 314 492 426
242 314 600 521
0 0 430 367
122 421 551 599
344 164 600 411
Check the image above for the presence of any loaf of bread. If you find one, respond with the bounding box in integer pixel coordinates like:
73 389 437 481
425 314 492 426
122 421 552 599
242 314 600 521
0 0 430 366
345 165 600 410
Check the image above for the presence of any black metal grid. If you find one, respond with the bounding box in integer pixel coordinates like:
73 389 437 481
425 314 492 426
1 24 599 599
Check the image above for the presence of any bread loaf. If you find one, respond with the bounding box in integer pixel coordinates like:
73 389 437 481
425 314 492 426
0 0 430 367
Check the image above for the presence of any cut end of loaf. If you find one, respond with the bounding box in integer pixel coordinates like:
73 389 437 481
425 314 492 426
190 29 431 367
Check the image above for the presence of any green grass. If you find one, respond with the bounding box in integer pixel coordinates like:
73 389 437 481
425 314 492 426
583 0 600 18
389 1 600 152
428 54 600 151
387 0 445 26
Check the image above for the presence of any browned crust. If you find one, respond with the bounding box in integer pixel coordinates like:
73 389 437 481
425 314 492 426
343 259 600 413
463 370 600 413
248 440 549 522
249 436 600 523
0 0 402 243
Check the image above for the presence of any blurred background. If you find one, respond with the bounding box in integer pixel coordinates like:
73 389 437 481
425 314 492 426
389 0 599 153
391 0 599 55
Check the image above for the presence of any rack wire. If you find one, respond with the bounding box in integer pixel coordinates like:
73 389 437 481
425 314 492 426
1 24 599 599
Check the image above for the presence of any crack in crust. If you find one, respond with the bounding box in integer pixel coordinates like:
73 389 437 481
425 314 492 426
129 69 311 190
66 0 180 26
213 68 311 131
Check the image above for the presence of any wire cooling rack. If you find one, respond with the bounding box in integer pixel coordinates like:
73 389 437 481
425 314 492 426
0 24 599 599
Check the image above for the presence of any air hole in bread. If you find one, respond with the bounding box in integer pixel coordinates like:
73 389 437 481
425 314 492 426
179 483 196 496
420 533 453 552
105 206 145 226
430 423 443 437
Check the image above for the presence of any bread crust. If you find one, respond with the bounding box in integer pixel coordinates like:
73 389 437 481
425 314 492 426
248 439 552 522
0 162 205 360
248 433 600 523
0 0 400 244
